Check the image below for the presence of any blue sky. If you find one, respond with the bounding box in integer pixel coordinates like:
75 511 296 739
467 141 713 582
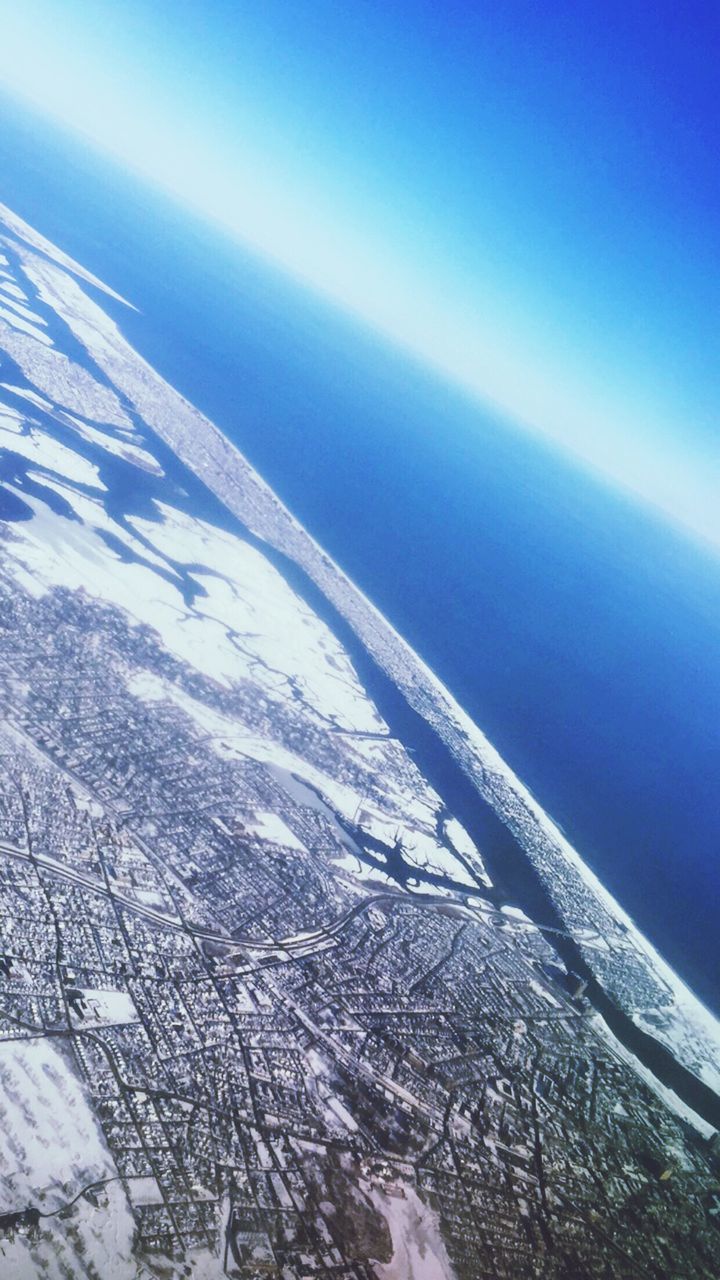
0 0 719 545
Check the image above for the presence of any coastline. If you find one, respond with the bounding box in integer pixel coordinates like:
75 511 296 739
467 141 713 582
13 221 719 1133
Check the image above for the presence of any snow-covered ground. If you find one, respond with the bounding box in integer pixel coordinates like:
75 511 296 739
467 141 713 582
0 1038 136 1280
364 1178 456 1280
0 413 106 489
68 989 139 1029
0 202 136 308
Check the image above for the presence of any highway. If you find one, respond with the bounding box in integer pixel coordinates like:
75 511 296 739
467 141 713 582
0 838 470 961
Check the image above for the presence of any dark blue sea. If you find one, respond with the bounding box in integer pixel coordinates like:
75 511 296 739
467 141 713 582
1 96 718 1013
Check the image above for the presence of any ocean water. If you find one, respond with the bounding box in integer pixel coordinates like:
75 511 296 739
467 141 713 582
1 97 718 1013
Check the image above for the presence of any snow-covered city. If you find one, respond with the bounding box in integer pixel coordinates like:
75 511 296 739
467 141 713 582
0 202 718 1279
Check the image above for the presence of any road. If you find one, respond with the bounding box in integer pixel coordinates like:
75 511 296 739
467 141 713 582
0 838 482 962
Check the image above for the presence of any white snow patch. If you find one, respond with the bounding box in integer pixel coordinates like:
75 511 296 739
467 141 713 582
304 1048 359 1133
0 280 26 301
0 303 53 346
60 411 164 474
128 501 386 730
69 988 139 1028
0 288 48 327
0 382 54 411
365 1179 456 1280
0 203 135 307
243 811 307 851
0 1036 136 1278
0 419 106 490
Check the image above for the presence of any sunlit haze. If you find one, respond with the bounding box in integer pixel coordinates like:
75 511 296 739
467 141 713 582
1 0 718 547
